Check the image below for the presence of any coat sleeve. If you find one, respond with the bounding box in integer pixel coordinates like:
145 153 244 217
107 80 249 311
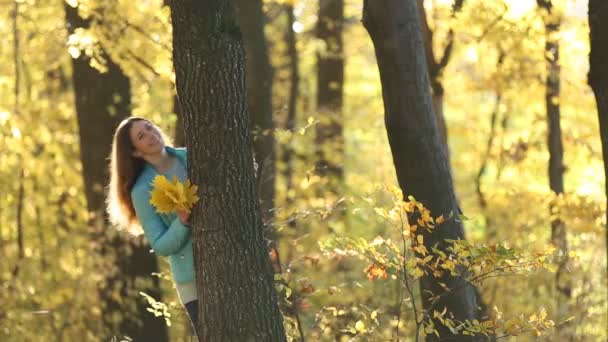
131 185 191 257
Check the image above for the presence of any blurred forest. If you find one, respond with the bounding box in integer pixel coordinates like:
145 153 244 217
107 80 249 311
0 0 606 341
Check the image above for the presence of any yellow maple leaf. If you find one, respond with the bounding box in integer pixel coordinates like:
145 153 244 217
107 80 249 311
149 175 177 213
176 179 199 213
149 175 199 214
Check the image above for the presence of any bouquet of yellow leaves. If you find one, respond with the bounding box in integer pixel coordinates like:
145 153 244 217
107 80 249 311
149 175 200 214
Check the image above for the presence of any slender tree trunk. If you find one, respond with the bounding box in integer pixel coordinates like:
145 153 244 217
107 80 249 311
416 0 464 160
538 2 572 338
12 1 25 275
315 0 344 186
33 180 47 270
282 6 307 340
588 0 608 292
16 168 24 260
65 4 168 341
234 0 277 245
476 51 504 242
14 168 25 277
285 3 300 232
169 0 286 340
362 1 485 340
476 93 501 240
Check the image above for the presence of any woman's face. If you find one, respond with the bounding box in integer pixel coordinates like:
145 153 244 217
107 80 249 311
129 120 165 157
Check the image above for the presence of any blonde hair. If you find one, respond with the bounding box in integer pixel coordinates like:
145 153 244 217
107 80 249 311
106 117 173 235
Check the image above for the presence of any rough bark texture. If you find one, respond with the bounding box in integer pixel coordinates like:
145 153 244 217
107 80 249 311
65 5 167 341
315 0 344 182
588 0 608 291
537 1 572 338
234 0 277 244
173 93 185 146
169 0 286 340
362 1 485 340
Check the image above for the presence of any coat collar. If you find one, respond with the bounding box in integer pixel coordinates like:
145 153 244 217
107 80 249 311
142 146 187 176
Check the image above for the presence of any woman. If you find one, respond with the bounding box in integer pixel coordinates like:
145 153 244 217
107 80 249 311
106 116 199 339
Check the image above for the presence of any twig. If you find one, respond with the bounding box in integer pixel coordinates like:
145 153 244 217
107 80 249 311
126 49 163 78
399 213 419 341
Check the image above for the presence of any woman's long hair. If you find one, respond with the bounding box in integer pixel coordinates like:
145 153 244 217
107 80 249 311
106 117 173 235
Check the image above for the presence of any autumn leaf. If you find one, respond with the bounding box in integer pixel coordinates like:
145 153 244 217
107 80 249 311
364 264 388 281
436 215 445 224
149 175 199 214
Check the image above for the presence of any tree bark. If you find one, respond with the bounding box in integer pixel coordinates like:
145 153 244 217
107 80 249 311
362 1 485 340
315 0 344 184
65 4 168 340
169 0 286 340
173 93 185 146
234 0 277 242
588 0 608 290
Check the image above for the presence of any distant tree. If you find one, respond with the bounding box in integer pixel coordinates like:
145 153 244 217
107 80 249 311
362 0 486 340
537 1 572 339
283 2 300 229
316 0 345 200
65 3 167 340
234 0 277 247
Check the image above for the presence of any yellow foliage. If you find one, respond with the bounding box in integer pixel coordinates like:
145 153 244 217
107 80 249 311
149 175 199 214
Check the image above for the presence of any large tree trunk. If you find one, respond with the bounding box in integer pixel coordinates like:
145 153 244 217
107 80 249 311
65 5 167 340
362 1 485 340
234 0 277 243
315 0 344 186
537 1 572 339
169 0 286 340
588 0 608 291
173 94 185 146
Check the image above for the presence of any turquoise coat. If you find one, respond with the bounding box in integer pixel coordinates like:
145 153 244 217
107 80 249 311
130 146 195 284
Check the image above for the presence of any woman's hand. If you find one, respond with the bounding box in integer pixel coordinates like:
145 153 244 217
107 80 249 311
177 209 191 226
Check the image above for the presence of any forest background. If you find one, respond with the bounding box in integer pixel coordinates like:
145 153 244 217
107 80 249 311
0 0 606 341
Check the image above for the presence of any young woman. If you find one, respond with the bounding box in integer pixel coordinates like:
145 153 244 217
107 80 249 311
106 117 199 339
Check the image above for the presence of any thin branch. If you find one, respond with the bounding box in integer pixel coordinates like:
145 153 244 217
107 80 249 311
476 51 505 210
475 5 509 43
126 49 163 78
123 19 172 52
399 212 420 341
12 0 19 116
